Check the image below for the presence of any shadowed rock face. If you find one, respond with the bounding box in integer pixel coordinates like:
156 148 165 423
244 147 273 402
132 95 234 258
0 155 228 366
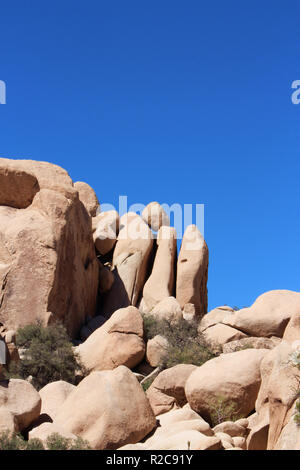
0 158 99 338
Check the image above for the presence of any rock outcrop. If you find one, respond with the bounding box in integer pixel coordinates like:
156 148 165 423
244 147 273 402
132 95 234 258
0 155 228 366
76 306 145 372
176 225 208 318
0 158 99 338
142 226 177 312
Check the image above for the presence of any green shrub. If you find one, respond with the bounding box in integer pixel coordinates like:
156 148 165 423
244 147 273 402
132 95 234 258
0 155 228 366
143 315 217 369
141 378 154 392
0 431 26 450
208 395 242 427
6 322 85 390
25 438 45 450
46 433 91 450
0 430 90 450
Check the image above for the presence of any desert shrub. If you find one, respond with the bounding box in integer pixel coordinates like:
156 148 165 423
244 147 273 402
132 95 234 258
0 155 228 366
143 315 217 368
0 431 26 450
6 322 85 390
46 433 91 450
141 377 154 392
0 430 90 450
25 438 45 450
208 395 242 427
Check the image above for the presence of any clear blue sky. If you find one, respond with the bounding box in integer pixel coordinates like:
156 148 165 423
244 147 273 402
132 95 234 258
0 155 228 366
0 1 299 311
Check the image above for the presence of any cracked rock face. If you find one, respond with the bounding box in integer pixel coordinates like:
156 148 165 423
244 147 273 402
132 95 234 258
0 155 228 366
75 306 146 372
0 158 99 338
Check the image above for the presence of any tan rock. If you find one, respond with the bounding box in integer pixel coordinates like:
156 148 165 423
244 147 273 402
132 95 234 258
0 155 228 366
93 211 119 255
0 378 41 430
203 323 248 347
98 262 114 294
143 227 177 311
74 181 99 217
246 414 269 450
235 418 249 428
198 306 235 332
112 213 154 306
213 421 247 437
142 202 170 232
157 403 201 426
150 297 183 324
147 431 221 450
176 225 208 318
146 335 169 367
145 419 213 448
222 336 281 354
54 366 156 449
274 404 300 450
39 380 76 420
214 431 234 448
29 422 78 444
232 436 246 450
146 364 197 416
76 306 145 372
223 290 300 338
266 341 300 449
185 349 268 424
0 408 18 433
4 330 16 344
118 443 148 450
283 309 300 344
0 159 99 338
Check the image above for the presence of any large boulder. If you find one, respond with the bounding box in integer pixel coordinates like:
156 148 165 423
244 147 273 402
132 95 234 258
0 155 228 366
249 341 300 450
39 380 76 420
202 323 248 348
146 364 197 416
73 181 100 217
198 306 235 332
142 226 177 311
29 422 78 445
54 366 156 449
176 225 208 318
0 378 41 430
112 213 154 307
147 431 221 451
142 202 170 232
0 158 99 338
0 408 18 433
93 210 119 255
283 309 300 344
265 342 300 449
147 297 183 324
76 306 145 372
274 404 300 450
146 335 169 367
222 336 281 354
223 290 300 338
157 403 202 427
185 349 268 423
144 419 214 449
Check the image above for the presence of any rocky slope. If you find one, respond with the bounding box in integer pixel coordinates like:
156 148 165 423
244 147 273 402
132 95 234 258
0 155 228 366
0 158 299 450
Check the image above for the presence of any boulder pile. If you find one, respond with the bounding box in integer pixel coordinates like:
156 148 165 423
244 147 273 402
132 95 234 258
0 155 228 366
0 158 299 450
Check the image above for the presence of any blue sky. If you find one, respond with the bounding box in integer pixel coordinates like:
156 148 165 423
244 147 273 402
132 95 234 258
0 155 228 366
0 1 299 310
